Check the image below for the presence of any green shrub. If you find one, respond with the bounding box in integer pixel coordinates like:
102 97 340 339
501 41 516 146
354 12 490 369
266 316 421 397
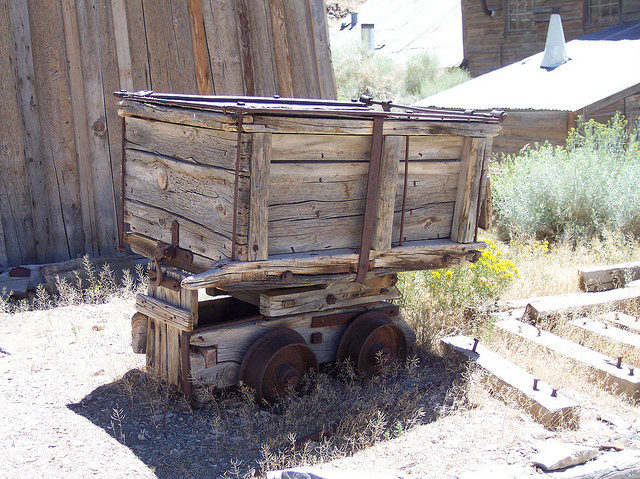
492 115 640 242
332 46 469 104
397 240 518 344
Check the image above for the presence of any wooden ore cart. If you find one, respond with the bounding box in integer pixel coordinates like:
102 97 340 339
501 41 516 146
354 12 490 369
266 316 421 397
117 92 503 403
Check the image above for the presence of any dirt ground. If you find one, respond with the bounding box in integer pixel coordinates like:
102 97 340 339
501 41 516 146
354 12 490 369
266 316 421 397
2 296 640 478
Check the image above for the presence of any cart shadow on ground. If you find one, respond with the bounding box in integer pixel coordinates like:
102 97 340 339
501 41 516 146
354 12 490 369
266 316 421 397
68 352 466 478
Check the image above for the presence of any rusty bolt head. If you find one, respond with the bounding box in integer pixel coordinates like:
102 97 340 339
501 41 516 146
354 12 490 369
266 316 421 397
281 270 293 283
442 254 454 266
326 294 337 305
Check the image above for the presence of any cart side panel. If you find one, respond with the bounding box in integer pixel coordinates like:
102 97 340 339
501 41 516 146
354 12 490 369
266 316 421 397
123 116 251 262
266 132 465 255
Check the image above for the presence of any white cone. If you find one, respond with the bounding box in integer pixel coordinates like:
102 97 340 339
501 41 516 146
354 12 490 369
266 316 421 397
541 14 568 69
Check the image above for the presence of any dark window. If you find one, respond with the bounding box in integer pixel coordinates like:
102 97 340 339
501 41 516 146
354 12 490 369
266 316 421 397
507 0 534 32
588 0 622 25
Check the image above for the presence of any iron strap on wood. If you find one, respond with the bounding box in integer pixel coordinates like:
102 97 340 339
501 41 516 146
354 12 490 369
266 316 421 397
398 136 410 246
231 112 244 261
356 116 385 283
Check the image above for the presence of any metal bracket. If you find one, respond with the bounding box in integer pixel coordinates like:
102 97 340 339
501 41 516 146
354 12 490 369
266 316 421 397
148 220 192 291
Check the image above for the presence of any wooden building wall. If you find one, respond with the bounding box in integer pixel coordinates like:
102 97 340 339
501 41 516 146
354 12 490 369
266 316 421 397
0 0 336 269
492 89 640 157
462 0 640 77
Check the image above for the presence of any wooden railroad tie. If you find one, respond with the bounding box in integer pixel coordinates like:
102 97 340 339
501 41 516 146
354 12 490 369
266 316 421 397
442 335 579 430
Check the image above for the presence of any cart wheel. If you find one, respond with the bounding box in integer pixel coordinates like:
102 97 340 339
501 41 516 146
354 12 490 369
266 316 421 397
336 310 407 377
239 327 318 404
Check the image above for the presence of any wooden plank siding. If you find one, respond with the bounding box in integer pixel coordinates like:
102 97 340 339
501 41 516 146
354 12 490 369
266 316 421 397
491 110 570 157
0 0 336 269
462 0 640 77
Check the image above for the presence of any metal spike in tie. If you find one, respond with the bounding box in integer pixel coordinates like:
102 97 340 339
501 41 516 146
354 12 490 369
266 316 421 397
551 388 558 397
616 356 623 369
472 338 479 353
533 378 539 391
630 367 635 377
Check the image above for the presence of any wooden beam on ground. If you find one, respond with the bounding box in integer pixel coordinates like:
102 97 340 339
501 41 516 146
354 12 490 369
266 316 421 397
523 287 640 323
495 319 640 400
598 311 640 333
579 261 640 292
569 318 640 361
442 335 580 429
181 239 483 290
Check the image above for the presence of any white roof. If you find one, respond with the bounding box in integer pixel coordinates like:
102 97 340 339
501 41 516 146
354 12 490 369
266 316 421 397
415 38 640 111
330 0 463 68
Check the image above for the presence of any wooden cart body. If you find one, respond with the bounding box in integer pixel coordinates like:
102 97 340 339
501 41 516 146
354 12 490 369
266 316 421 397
118 92 503 396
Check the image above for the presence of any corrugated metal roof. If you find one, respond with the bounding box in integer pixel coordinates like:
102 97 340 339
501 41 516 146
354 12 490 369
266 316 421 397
580 21 640 41
416 29 640 112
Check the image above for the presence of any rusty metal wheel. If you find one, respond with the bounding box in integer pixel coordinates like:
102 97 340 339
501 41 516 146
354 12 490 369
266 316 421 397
239 327 318 404
336 310 407 377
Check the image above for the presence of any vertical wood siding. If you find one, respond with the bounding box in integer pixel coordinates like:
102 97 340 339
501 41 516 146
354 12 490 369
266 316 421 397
0 0 336 268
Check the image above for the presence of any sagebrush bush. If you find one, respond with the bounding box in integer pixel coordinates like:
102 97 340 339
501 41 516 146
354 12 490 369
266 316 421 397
397 240 518 345
332 46 469 104
492 115 640 242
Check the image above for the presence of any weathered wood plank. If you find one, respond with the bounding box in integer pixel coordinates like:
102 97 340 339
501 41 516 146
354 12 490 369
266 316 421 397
182 239 484 289
62 0 98 257
27 0 85 261
451 137 486 243
282 0 320 98
579 262 640 292
187 0 213 95
268 0 294 97
124 148 248 242
231 274 399 317
131 312 148 353
495 319 640 399
244 116 502 137
136 293 195 331
123 0 151 89
442 335 579 429
373 136 402 250
201 0 244 95
75 0 119 255
248 133 272 261
243 0 277 96
308 0 336 99
524 287 640 323
0 0 38 266
142 0 197 93
125 115 251 173
110 0 134 92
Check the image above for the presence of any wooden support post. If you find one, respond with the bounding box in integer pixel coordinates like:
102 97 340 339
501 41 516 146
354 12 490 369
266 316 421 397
452 137 486 243
495 319 640 399
372 136 402 251
442 336 579 429
248 133 271 261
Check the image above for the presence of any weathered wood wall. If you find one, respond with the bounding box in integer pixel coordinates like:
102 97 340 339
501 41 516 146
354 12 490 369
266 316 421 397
0 0 336 269
462 0 640 77
492 87 640 157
